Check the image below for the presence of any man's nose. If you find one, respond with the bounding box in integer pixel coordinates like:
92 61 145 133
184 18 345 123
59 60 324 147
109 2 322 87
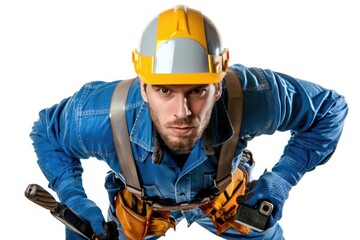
174 95 191 119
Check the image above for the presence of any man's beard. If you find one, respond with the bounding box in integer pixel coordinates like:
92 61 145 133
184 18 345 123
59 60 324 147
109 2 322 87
148 105 212 152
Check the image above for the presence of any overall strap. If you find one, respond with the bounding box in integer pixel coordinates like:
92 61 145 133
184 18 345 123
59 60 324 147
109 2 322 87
110 78 143 198
214 69 244 194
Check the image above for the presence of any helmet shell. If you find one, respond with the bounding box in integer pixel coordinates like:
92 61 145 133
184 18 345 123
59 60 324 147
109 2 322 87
132 5 229 85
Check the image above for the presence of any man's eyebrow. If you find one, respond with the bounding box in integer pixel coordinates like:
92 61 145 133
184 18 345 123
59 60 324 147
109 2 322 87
191 84 209 88
155 84 209 89
187 85 210 92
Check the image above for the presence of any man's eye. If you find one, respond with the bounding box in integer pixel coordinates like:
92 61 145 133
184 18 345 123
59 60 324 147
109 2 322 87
191 88 206 95
159 88 170 94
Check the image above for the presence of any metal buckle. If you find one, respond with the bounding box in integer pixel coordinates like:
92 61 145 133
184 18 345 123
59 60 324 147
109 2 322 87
214 174 232 194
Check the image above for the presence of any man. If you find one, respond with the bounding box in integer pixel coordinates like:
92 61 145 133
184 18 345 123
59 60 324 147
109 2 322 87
30 5 348 240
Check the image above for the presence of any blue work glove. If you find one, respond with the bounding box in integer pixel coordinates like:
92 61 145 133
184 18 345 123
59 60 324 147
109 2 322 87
64 196 108 239
242 171 292 229
57 182 109 239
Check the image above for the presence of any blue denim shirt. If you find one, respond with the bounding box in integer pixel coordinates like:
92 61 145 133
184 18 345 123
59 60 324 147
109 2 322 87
30 64 347 207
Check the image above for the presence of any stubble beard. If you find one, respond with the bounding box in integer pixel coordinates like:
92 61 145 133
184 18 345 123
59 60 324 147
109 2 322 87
148 104 212 152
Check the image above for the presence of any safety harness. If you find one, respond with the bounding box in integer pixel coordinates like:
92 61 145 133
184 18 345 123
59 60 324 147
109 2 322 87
110 70 250 239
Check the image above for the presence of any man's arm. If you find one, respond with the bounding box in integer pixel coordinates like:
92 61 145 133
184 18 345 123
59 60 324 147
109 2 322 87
29 82 110 239
232 64 348 229
234 63 348 184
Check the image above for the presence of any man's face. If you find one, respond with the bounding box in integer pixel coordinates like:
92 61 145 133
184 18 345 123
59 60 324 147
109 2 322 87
140 81 222 152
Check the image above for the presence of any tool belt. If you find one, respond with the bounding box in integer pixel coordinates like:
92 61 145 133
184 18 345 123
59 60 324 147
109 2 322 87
115 166 250 239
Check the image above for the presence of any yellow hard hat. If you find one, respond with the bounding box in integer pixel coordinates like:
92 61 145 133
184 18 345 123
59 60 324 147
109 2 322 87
132 5 229 85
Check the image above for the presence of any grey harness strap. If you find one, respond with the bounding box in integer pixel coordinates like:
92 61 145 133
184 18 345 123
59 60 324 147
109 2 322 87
215 69 243 194
109 78 143 198
110 70 243 199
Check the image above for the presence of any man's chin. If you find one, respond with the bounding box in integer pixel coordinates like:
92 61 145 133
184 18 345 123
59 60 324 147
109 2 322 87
164 138 195 152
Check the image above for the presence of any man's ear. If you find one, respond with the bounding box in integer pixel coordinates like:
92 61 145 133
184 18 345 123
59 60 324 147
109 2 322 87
214 81 223 101
140 80 148 102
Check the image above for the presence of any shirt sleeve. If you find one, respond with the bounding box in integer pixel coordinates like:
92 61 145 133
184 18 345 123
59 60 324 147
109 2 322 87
233 64 348 186
30 83 95 195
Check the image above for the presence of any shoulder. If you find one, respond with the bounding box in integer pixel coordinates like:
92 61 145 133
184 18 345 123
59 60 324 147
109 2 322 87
229 64 274 91
76 79 143 110
228 64 277 136
80 80 119 104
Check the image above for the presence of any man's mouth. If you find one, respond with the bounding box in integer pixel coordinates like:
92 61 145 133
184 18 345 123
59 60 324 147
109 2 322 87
168 125 194 134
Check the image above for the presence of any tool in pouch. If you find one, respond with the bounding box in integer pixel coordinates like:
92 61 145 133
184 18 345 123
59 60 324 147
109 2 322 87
234 167 274 232
25 183 97 240
235 200 274 232
110 69 250 238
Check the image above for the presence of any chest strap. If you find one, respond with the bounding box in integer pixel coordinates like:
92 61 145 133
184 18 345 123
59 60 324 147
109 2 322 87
110 78 142 198
215 69 243 194
110 70 243 199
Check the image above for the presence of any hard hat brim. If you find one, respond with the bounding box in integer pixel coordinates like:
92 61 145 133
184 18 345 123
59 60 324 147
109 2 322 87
137 72 226 85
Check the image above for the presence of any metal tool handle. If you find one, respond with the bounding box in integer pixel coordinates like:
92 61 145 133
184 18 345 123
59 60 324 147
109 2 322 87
25 184 59 211
25 184 96 240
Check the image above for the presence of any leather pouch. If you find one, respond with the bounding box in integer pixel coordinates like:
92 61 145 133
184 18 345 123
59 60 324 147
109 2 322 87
200 167 251 235
115 189 175 240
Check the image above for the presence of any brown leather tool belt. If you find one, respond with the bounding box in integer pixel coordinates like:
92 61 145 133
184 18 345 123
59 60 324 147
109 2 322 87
150 197 211 211
115 166 250 239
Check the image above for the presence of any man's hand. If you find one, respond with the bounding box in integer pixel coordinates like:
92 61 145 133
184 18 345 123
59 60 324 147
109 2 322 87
241 171 292 228
95 221 119 240
64 196 110 239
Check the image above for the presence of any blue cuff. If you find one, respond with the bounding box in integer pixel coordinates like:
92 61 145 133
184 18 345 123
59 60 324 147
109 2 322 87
55 177 87 203
272 155 307 186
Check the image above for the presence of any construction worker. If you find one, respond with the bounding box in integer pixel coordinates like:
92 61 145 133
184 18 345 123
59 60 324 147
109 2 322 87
29 5 348 240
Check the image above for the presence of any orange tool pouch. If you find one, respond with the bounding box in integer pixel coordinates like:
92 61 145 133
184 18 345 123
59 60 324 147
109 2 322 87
115 189 175 240
200 167 251 235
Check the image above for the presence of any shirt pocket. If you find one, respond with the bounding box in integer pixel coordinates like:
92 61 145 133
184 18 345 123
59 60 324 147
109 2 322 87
143 184 165 199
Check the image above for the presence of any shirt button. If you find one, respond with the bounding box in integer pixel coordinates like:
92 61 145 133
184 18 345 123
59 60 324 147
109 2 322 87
179 193 185 197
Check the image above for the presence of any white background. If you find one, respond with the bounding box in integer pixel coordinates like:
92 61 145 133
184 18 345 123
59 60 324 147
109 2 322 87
1 0 359 239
